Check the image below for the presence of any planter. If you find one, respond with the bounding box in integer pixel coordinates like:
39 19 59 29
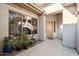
23 45 28 49
3 45 13 53
15 47 22 51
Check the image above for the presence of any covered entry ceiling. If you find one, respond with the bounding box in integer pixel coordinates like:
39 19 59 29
8 3 75 16
35 3 54 8
8 3 44 16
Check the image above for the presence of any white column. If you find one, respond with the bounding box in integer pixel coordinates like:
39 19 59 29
38 15 46 40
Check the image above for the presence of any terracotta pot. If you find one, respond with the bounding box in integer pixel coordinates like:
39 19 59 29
15 47 22 51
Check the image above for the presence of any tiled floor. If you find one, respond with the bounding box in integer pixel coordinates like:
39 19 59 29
16 39 78 56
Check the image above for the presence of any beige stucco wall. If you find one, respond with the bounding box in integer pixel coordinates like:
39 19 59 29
56 13 63 40
0 4 9 51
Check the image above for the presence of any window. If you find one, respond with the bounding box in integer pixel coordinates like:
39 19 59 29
9 10 37 38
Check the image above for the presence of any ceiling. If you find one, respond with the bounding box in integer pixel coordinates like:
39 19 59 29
8 3 44 16
35 3 75 8
35 3 45 7
35 3 54 8
8 3 75 16
61 3 75 6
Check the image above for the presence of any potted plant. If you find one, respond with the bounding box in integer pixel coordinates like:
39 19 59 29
15 40 23 51
22 39 29 49
21 33 28 49
26 38 34 47
22 38 33 49
31 38 36 43
13 33 23 51
3 37 14 53
11 38 17 50
20 32 28 49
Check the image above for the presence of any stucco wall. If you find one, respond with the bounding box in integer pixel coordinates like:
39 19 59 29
0 4 9 51
56 13 63 40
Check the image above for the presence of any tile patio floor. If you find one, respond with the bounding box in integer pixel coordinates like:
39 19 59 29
16 39 78 56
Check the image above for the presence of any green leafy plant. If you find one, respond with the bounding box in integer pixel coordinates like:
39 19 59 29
11 33 23 51
21 33 29 49
31 38 36 43
11 38 17 49
4 37 15 46
26 38 34 46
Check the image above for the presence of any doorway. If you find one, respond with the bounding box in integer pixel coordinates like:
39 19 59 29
46 21 55 39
